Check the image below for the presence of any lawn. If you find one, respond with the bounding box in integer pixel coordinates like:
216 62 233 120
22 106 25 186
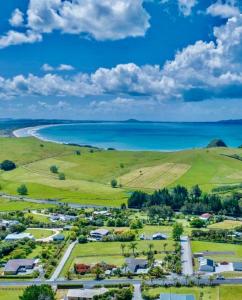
191 241 242 263
0 198 54 212
25 228 55 239
208 220 242 230
25 212 51 224
142 286 217 300
0 287 24 300
1 137 242 206
61 240 174 277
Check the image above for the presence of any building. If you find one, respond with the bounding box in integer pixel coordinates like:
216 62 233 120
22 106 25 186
125 257 148 273
152 233 167 240
90 228 109 240
66 288 108 300
233 262 242 271
4 232 34 241
4 259 35 275
199 258 215 272
199 213 212 221
160 294 195 300
53 234 65 242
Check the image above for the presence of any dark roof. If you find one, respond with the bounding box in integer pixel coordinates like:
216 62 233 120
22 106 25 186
4 259 35 273
53 234 65 240
160 294 195 300
125 258 147 273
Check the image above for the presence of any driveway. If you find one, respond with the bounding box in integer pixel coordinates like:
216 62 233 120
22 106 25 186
181 236 193 275
50 240 77 281
133 284 143 300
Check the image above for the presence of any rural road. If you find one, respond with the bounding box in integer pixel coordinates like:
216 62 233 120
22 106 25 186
49 240 77 281
181 236 193 276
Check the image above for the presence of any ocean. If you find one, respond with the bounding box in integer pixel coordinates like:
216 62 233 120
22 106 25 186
26 122 242 151
31 122 242 151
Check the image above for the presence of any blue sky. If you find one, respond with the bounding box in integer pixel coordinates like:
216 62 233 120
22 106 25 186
0 0 242 121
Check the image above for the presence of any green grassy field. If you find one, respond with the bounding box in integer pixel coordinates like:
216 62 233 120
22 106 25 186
24 212 51 223
25 228 55 239
0 198 53 212
192 241 242 263
208 220 242 230
61 240 174 277
142 285 242 300
0 288 24 300
1 137 242 206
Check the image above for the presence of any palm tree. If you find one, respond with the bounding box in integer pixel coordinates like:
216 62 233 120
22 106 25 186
208 275 214 286
92 266 104 280
163 242 168 253
185 274 190 285
122 262 128 274
120 243 126 256
148 243 154 253
129 242 138 256
196 274 201 285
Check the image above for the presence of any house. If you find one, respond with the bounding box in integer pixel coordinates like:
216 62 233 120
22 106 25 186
199 213 212 221
0 220 19 229
66 288 108 300
4 232 34 241
160 294 195 300
125 257 148 273
4 259 35 275
53 234 65 242
90 228 109 240
152 233 167 240
74 264 91 275
233 262 242 271
199 258 215 272
93 210 111 217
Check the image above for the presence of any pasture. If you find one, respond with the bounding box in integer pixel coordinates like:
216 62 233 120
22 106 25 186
1 137 242 206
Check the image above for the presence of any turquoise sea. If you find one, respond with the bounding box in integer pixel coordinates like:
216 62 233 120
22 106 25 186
34 122 242 151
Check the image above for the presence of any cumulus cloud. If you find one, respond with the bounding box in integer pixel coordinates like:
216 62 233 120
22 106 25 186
0 30 42 49
207 2 240 18
9 8 24 27
1 14 242 104
178 0 197 16
27 0 150 40
0 0 150 48
41 63 75 72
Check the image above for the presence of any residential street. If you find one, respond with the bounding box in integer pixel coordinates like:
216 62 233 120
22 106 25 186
181 236 193 276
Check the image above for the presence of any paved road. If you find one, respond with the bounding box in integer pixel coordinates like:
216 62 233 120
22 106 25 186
49 240 77 281
181 236 193 276
133 284 143 300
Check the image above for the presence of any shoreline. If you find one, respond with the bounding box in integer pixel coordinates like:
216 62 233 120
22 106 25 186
12 123 181 152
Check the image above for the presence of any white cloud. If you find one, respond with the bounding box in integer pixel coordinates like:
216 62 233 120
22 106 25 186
0 30 42 49
41 63 75 72
207 2 240 18
41 64 54 72
9 8 24 27
27 0 150 40
57 64 75 71
1 14 242 104
178 0 197 16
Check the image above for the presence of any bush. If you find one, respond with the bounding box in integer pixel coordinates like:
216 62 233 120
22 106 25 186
58 172 66 180
50 165 58 173
111 179 118 188
78 235 88 243
0 160 16 171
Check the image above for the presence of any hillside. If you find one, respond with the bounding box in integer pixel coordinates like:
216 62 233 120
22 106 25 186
0 137 242 206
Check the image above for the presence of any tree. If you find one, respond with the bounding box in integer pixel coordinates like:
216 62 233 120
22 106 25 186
163 242 168 253
120 243 126 256
75 150 81 155
78 235 87 243
20 284 55 300
50 165 58 174
129 242 138 256
58 172 65 180
190 185 202 200
111 179 118 188
17 184 28 195
0 160 16 171
91 265 104 280
172 222 184 241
